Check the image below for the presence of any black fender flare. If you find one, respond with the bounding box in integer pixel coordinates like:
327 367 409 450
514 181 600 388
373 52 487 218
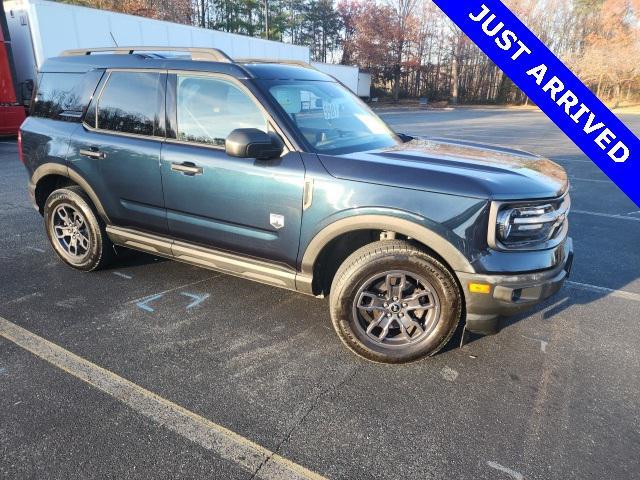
296 214 475 294
30 163 110 222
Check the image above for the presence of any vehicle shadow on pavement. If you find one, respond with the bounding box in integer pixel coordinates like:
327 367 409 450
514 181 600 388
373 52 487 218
108 250 168 269
458 266 639 349
498 279 636 331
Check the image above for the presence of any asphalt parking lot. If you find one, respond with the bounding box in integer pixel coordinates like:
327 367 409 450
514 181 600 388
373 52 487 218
1 107 639 480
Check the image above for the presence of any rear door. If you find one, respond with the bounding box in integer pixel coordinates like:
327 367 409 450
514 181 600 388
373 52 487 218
160 73 305 267
68 70 167 234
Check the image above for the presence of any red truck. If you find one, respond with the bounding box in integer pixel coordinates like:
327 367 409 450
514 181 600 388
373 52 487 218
0 1 25 136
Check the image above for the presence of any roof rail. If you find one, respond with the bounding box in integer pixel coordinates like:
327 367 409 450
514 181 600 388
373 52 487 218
60 47 233 63
235 57 315 69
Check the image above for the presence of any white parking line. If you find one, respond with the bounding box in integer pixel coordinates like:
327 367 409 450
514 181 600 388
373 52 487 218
572 210 640 222
569 177 612 184
486 461 524 480
112 271 133 279
566 281 640 302
0 316 325 480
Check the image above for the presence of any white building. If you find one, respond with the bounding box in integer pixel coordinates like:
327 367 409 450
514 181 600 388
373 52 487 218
3 0 370 101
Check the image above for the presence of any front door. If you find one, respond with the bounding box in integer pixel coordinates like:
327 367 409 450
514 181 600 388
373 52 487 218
160 73 305 267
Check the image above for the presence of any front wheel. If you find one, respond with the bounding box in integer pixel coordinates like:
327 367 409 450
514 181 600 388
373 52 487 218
330 240 462 364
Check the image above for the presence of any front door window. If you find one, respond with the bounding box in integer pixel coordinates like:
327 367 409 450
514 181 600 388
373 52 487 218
176 75 268 147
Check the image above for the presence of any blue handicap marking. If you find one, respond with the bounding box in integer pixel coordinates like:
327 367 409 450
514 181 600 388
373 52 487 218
432 0 640 207
136 293 163 313
180 292 210 310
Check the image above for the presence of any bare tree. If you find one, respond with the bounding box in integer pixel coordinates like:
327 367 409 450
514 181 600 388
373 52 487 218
388 0 418 101
61 0 640 106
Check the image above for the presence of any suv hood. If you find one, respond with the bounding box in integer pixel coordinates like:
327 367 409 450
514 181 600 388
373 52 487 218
318 138 568 200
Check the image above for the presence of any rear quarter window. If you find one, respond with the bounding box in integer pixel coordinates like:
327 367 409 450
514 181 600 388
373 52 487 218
31 70 104 121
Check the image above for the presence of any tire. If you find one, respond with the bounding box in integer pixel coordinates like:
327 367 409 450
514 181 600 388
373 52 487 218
330 240 462 364
44 186 114 271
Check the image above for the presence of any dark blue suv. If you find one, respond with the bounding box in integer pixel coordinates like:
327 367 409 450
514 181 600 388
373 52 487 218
20 47 573 363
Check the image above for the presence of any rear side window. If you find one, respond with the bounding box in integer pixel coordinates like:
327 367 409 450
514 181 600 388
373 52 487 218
97 71 163 137
31 71 103 121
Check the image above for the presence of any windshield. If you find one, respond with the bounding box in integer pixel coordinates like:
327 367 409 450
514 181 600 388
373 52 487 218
261 80 401 155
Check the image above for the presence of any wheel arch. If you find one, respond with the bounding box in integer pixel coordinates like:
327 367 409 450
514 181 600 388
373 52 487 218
297 215 475 296
31 163 110 222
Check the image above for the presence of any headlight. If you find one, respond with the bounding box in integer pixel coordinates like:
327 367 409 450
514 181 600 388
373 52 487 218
490 194 570 250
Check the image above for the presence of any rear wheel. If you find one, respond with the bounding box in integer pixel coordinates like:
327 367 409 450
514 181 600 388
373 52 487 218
330 240 461 363
44 186 114 271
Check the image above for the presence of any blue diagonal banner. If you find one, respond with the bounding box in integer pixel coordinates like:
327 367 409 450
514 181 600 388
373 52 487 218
431 0 640 207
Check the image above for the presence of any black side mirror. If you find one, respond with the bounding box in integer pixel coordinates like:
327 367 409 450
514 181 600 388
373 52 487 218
225 128 283 160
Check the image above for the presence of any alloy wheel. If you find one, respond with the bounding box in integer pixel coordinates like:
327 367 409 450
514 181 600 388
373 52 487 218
51 203 91 259
352 270 441 348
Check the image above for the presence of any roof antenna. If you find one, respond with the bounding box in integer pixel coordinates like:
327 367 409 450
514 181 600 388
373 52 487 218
109 31 118 47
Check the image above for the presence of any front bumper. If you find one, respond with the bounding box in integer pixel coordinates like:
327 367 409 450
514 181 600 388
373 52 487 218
457 237 573 335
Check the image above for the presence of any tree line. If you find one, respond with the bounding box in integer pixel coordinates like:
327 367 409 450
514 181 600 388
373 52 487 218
62 0 640 106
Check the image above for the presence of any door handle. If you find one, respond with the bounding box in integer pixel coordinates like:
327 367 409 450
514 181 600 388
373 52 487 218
171 162 203 176
79 147 106 159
